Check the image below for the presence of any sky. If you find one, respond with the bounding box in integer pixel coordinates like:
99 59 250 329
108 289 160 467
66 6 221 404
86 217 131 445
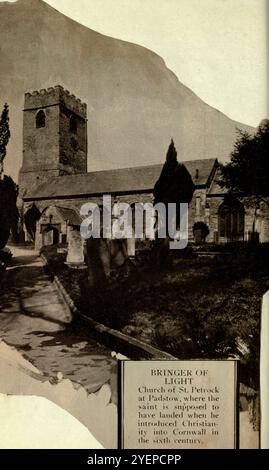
4 0 268 126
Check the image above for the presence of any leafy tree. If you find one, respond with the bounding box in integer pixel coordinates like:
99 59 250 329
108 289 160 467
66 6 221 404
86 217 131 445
220 120 269 207
0 103 11 177
0 103 19 248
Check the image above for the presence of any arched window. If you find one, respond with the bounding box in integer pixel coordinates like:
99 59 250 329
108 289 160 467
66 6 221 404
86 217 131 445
70 115 77 134
36 110 46 128
218 199 244 241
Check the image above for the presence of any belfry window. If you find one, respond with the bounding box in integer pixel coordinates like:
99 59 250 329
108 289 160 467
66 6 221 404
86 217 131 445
70 115 77 134
36 110 46 128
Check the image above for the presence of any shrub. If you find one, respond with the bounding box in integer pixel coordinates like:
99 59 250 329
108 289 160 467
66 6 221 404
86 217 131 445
193 221 209 244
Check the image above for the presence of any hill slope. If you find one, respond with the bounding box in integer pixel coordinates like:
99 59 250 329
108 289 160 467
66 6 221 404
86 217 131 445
0 0 253 180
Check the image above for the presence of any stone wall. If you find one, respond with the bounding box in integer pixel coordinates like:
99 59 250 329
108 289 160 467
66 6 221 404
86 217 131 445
59 106 87 175
22 105 60 172
245 203 269 243
205 196 223 243
26 191 214 247
188 188 208 242
19 169 61 199
24 86 86 119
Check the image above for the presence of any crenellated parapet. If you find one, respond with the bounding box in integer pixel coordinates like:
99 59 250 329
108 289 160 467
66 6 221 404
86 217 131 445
24 85 87 118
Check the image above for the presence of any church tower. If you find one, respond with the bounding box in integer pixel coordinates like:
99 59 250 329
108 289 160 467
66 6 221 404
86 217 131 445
19 86 87 195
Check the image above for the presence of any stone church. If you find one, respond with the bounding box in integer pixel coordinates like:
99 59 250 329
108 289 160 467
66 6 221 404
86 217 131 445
19 86 269 257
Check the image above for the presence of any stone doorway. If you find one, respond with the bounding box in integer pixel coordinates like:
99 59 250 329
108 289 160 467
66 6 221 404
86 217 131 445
42 225 61 246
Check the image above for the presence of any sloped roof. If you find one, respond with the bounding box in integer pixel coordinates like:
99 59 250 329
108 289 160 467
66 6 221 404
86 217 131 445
55 206 82 225
24 158 217 201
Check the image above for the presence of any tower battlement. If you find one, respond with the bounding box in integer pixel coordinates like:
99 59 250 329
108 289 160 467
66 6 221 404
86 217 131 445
24 85 87 118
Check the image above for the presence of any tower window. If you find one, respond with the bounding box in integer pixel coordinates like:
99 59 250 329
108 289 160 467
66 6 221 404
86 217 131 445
36 110 46 128
70 115 77 134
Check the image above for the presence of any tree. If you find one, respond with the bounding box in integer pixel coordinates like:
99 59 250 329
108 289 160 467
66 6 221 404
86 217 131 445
152 139 195 265
0 103 11 177
220 120 269 207
24 204 41 241
0 103 19 249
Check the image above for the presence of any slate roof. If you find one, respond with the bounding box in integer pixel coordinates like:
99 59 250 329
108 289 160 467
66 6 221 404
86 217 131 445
55 206 82 225
207 166 228 196
24 158 217 201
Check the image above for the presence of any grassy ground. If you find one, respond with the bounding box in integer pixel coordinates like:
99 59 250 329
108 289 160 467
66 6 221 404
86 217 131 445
43 244 269 390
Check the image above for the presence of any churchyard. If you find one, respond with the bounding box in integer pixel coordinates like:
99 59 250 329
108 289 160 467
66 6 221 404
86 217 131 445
42 242 269 392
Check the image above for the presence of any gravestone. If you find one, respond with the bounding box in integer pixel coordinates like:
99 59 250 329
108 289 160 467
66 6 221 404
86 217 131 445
34 221 42 251
66 226 85 265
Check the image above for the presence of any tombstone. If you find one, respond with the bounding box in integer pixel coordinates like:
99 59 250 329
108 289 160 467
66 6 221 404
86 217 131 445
261 290 269 448
110 239 127 268
66 226 85 265
126 237 136 257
